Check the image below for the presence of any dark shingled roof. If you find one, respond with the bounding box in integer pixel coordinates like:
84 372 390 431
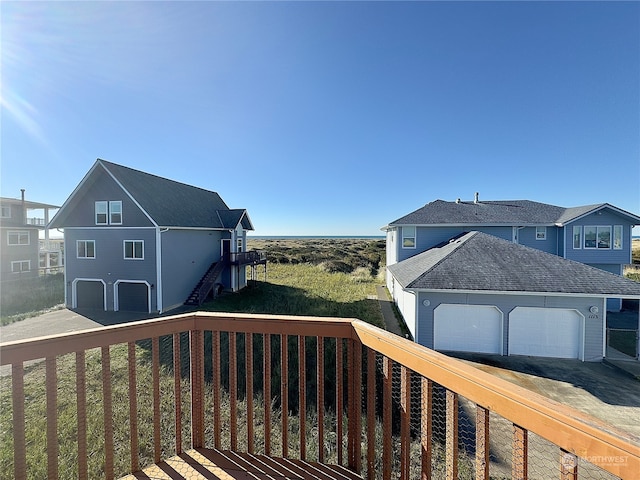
386 199 640 227
100 160 241 228
388 231 640 297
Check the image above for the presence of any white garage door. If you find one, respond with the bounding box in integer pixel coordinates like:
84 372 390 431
509 307 583 359
434 304 503 354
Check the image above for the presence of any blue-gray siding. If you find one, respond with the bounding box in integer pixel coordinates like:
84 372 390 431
65 228 157 311
160 229 225 311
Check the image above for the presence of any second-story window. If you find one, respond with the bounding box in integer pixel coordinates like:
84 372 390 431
572 226 582 249
77 240 96 258
1 206 11 218
613 225 623 250
535 226 547 240
402 226 416 248
237 238 243 253
584 226 611 249
124 240 144 259
8 231 29 245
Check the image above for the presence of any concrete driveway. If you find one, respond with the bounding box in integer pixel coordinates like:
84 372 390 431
449 352 640 442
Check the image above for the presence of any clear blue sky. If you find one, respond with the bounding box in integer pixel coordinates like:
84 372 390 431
2 1 639 236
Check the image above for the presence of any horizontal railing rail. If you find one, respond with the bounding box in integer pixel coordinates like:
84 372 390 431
1 312 638 479
232 250 267 265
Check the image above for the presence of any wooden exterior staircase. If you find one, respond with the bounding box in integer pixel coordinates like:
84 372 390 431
185 257 229 306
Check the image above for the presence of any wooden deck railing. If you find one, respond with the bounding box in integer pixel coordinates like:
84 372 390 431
1 312 638 479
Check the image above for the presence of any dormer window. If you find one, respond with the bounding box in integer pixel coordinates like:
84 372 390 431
95 201 122 225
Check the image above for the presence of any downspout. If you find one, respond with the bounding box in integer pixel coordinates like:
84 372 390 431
156 227 169 313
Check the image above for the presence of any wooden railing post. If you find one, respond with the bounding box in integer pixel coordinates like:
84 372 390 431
12 364 26 480
173 334 182 455
366 348 376 479
383 356 392 480
263 333 271 455
421 377 433 480
76 352 88 480
46 356 58 479
212 331 221 449
400 366 411 480
299 335 306 460
190 329 204 449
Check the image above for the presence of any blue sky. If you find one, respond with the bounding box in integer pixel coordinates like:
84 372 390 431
2 1 639 236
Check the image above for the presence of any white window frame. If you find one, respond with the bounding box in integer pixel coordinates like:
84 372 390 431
110 201 122 225
1 206 11 218
613 225 623 250
402 226 416 249
11 260 30 273
535 226 547 240
7 230 29 246
572 226 582 249
77 240 96 259
584 225 611 249
124 240 144 260
95 201 108 225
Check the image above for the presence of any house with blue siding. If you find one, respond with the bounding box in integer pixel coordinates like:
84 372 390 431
49 159 264 314
382 195 640 361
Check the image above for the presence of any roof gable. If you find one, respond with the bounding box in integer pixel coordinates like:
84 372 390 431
50 159 253 230
388 231 640 296
386 199 640 228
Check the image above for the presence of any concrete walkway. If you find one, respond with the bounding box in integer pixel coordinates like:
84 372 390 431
375 285 406 337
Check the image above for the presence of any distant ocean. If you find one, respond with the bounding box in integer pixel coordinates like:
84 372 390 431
249 235 385 240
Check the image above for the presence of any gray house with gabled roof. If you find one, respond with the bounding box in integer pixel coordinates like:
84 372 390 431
50 159 262 314
383 196 640 361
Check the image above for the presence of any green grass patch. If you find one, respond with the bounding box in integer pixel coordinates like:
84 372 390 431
1 274 65 325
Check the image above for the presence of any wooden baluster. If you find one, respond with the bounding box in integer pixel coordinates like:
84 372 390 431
263 333 271 456
229 331 237 451
152 337 161 462
246 333 254 454
336 338 344 466
190 330 204 449
512 424 528 480
102 347 114 480
299 335 306 460
400 366 411 480
317 336 325 464
475 406 489 480
446 390 458 480
367 348 376 479
383 356 392 480
76 353 87 480
128 342 139 472
421 377 433 480
173 334 182 454
46 356 58 479
281 333 289 458
561 449 578 480
348 339 362 474
212 331 221 449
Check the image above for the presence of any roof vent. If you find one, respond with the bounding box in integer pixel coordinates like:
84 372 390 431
474 192 479 204
456 198 461 204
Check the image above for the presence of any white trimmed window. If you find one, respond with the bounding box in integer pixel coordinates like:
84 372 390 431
8 230 29 245
95 201 108 224
11 260 30 273
572 226 582 249
110 201 122 224
77 240 96 258
402 226 416 248
124 240 144 259
535 226 547 240
613 225 623 250
237 238 243 253
584 226 611 249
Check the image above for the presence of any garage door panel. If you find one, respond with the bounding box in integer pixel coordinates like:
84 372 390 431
76 280 105 310
118 282 149 312
434 304 502 354
509 307 582 359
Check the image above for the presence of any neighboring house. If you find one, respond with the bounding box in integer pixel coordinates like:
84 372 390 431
382 196 640 361
49 159 264 314
0 192 60 281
